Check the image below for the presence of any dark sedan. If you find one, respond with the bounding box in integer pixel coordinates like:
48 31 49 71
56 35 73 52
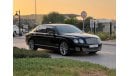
25 24 102 56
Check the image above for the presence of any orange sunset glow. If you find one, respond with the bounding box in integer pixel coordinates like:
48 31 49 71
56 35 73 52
14 0 116 19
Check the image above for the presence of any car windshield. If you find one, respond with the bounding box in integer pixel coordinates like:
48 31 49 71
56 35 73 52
56 25 82 34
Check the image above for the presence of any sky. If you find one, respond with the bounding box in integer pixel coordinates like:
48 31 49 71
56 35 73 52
14 0 116 20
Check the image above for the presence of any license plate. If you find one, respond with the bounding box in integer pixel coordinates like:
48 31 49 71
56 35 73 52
89 45 98 48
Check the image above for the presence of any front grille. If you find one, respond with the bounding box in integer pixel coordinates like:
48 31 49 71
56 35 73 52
86 37 99 44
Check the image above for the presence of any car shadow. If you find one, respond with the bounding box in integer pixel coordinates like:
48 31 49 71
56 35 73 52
47 49 99 57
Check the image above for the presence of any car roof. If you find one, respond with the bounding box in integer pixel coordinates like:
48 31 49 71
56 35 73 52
42 24 72 26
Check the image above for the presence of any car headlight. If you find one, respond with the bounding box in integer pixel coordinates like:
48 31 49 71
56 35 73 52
73 39 78 43
79 38 84 44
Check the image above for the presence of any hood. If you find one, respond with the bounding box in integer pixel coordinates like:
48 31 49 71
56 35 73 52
62 33 99 38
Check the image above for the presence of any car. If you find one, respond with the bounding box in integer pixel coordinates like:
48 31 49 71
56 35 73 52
13 25 19 36
25 24 102 56
13 25 23 37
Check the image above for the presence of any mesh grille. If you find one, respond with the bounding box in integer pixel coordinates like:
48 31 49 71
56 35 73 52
86 37 99 44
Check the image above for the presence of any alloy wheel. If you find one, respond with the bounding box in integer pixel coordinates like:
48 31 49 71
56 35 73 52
60 42 68 56
29 40 34 50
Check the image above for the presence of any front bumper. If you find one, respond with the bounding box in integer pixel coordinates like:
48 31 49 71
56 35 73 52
71 43 102 53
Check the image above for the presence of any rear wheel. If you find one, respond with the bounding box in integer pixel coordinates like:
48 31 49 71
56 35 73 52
28 39 38 50
59 41 70 56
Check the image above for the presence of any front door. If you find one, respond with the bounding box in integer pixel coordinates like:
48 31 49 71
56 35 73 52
45 27 59 48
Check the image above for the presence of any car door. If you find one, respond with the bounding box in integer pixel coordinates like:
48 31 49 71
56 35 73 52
45 26 59 48
34 25 47 46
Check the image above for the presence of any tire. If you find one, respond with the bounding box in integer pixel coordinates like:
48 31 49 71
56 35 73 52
13 31 17 37
28 39 38 50
59 41 70 56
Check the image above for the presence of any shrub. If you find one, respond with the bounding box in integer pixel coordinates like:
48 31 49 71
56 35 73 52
96 32 109 40
13 47 51 58
95 32 116 41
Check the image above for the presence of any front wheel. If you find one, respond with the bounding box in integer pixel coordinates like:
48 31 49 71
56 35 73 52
28 39 38 50
59 41 70 56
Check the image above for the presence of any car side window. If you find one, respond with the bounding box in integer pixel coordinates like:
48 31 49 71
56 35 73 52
46 26 56 35
35 25 46 33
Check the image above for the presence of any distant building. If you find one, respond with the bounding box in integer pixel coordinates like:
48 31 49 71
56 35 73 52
91 19 116 33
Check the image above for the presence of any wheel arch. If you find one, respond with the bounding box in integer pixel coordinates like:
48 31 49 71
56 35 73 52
27 37 34 45
59 37 74 48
